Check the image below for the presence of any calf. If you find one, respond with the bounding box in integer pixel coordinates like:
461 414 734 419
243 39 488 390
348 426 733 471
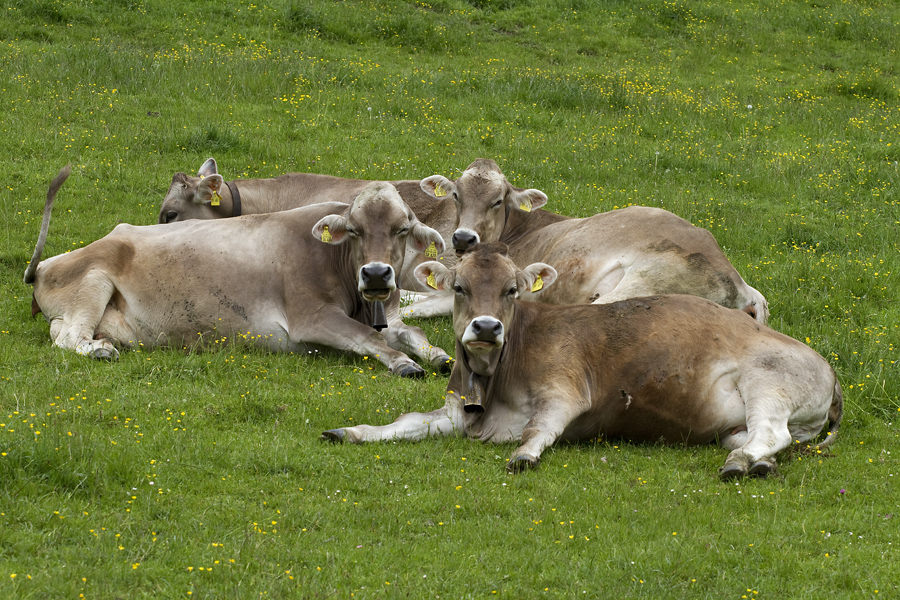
324 243 841 478
25 166 452 377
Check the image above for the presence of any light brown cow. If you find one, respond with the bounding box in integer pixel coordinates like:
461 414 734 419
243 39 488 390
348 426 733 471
158 158 458 292
323 243 841 478
406 158 768 323
25 166 452 377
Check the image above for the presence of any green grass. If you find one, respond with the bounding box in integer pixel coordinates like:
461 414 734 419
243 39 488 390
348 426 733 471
1 0 898 597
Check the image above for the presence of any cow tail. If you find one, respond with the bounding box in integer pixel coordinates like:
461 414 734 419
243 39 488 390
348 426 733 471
817 378 843 450
23 164 70 284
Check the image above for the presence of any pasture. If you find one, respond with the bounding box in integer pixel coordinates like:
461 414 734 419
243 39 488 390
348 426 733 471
0 0 897 597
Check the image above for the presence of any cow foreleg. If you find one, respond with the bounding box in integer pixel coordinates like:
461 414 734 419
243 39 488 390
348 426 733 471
323 399 465 444
292 311 425 377
507 393 590 473
382 312 453 374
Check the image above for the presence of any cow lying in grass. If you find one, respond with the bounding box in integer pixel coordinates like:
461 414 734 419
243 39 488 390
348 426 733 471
25 165 452 377
158 157 458 292
405 159 768 324
324 242 841 478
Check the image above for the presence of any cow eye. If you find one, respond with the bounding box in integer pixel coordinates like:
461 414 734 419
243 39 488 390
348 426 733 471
506 286 518 297
491 199 503 209
165 211 178 223
396 226 410 236
453 284 465 295
345 227 360 238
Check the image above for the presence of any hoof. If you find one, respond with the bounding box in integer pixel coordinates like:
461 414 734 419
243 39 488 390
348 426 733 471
434 354 455 374
749 458 777 477
395 363 425 378
719 463 747 480
92 347 119 361
321 429 345 443
507 454 539 473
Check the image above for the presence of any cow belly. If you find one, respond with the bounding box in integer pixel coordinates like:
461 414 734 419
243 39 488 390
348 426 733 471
577 367 746 445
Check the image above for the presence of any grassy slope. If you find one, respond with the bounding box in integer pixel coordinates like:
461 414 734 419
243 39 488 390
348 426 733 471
0 0 897 597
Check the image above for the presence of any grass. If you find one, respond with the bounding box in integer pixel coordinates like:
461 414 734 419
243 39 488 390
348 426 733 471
1 0 898 597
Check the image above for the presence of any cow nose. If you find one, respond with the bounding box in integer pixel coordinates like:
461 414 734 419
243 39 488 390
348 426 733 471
452 229 478 252
470 317 502 339
360 263 394 289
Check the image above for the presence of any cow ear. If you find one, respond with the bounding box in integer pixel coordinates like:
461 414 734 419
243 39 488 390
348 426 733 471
407 222 445 255
421 175 457 200
195 174 224 206
312 214 349 245
198 158 218 178
414 261 454 291
518 263 557 294
508 187 548 212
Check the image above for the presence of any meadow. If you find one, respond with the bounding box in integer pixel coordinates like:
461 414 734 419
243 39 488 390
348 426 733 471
0 0 897 597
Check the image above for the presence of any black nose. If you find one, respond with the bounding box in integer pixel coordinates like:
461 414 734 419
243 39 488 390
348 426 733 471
361 263 392 288
452 230 477 252
471 317 502 339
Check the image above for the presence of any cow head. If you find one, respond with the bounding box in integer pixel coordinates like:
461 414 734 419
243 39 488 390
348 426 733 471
314 182 445 302
420 159 548 255
158 158 228 223
416 242 557 378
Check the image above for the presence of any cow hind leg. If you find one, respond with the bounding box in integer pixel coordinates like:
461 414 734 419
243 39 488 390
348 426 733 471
45 274 123 360
719 403 793 480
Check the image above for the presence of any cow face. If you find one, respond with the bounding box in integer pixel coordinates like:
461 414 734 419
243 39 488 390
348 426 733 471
416 242 557 376
158 158 227 223
421 159 548 255
314 182 444 302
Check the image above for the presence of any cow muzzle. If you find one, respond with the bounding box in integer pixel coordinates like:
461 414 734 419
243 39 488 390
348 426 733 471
452 229 479 257
359 262 396 301
461 316 504 353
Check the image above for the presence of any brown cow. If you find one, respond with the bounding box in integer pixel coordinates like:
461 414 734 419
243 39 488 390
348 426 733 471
25 166 452 377
406 159 768 323
324 243 841 478
157 158 458 292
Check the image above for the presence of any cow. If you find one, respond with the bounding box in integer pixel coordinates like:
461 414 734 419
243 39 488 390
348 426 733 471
24 165 453 377
404 158 768 323
323 243 842 479
157 158 458 292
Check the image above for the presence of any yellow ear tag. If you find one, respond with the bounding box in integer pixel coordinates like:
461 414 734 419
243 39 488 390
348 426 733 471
211 190 222 206
434 183 447 197
531 275 543 292
426 273 438 290
425 241 438 259
321 226 332 243
519 201 531 212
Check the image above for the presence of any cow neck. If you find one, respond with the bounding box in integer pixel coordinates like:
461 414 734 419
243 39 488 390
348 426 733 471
455 339 506 412
500 208 570 247
224 181 242 217
499 206 540 247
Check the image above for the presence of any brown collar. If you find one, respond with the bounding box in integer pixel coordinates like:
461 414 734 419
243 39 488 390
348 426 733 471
225 181 242 217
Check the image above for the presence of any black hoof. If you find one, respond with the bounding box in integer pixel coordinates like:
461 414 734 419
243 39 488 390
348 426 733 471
396 363 426 378
718 463 747 480
507 454 539 473
435 354 455 374
321 429 345 443
749 459 777 477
